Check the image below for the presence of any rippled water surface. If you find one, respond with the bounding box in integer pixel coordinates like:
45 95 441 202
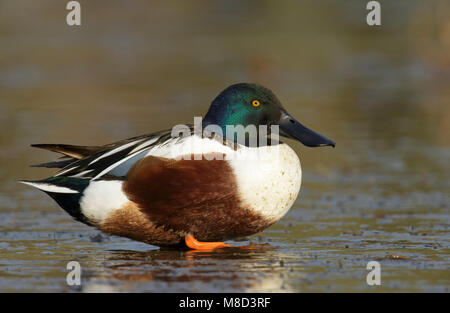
1 1 449 292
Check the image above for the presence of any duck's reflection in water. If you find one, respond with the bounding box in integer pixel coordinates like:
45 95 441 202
81 243 305 292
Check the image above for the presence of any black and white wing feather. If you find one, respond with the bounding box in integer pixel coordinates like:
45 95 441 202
33 129 181 180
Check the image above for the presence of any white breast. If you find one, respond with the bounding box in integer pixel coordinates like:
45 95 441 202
228 143 302 222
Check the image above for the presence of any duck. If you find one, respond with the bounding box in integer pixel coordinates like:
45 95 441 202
21 83 335 250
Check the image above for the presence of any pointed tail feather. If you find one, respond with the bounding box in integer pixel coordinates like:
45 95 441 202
30 157 76 169
31 144 104 159
19 177 90 193
19 180 80 194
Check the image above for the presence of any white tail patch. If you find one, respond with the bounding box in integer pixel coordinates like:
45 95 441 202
20 181 79 194
80 180 128 223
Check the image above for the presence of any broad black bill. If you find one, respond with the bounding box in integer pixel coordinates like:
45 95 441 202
278 111 336 148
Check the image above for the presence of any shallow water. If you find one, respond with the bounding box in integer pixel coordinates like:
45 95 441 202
1 1 449 292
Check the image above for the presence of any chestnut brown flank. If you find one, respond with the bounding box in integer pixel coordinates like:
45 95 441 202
122 154 273 242
100 202 183 247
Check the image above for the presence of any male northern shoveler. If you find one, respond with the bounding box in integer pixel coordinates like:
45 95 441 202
21 83 335 250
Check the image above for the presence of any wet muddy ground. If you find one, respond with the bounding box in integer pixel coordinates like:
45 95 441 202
1 1 449 292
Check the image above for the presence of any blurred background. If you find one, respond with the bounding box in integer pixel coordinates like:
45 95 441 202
0 0 449 292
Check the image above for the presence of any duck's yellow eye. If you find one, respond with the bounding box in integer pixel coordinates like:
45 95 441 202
252 100 260 107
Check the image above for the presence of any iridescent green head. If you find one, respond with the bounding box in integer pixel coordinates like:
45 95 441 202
203 83 282 131
203 83 335 148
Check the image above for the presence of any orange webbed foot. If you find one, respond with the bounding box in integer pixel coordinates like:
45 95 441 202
184 234 232 250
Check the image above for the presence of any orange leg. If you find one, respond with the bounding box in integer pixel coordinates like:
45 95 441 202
184 234 232 250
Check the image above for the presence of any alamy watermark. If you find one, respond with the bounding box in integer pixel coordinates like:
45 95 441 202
366 261 381 286
66 261 81 286
65 1 382 28
366 1 381 26
66 1 81 26
169 116 281 162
